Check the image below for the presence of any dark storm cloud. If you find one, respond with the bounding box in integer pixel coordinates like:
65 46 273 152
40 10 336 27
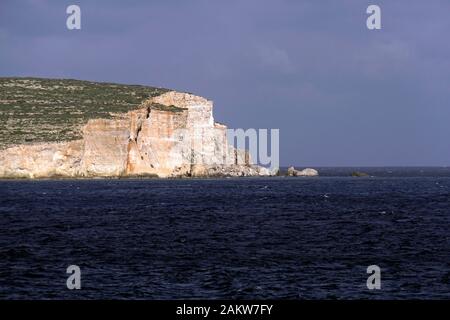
1 0 449 166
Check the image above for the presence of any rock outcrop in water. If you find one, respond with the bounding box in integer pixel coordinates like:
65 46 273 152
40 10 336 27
0 89 270 178
287 166 319 177
351 171 369 177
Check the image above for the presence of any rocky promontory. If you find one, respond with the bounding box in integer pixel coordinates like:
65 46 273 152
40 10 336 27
0 78 270 178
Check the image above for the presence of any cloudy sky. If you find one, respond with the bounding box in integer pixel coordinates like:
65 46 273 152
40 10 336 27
1 0 449 166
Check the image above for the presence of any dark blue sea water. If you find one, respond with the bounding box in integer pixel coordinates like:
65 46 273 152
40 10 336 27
1 168 450 299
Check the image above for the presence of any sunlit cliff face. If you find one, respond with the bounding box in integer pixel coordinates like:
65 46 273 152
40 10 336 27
0 90 270 178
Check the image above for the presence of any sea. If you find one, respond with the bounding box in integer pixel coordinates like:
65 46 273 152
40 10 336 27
0 167 449 299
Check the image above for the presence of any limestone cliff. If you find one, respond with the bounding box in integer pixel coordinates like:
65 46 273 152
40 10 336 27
0 89 270 178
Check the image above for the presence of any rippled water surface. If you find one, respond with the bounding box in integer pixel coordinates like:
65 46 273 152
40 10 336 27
1 169 450 299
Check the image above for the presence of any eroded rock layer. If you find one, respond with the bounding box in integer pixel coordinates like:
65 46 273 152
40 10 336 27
0 91 270 178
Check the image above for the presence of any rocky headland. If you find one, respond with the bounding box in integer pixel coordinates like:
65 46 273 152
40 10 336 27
0 78 270 178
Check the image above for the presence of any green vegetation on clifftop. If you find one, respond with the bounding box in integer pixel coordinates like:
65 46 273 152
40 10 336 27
0 77 169 149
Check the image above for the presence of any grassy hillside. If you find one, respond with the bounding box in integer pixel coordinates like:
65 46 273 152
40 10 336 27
0 77 169 149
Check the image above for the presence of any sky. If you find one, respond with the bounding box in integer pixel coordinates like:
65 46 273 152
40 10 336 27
1 0 449 166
